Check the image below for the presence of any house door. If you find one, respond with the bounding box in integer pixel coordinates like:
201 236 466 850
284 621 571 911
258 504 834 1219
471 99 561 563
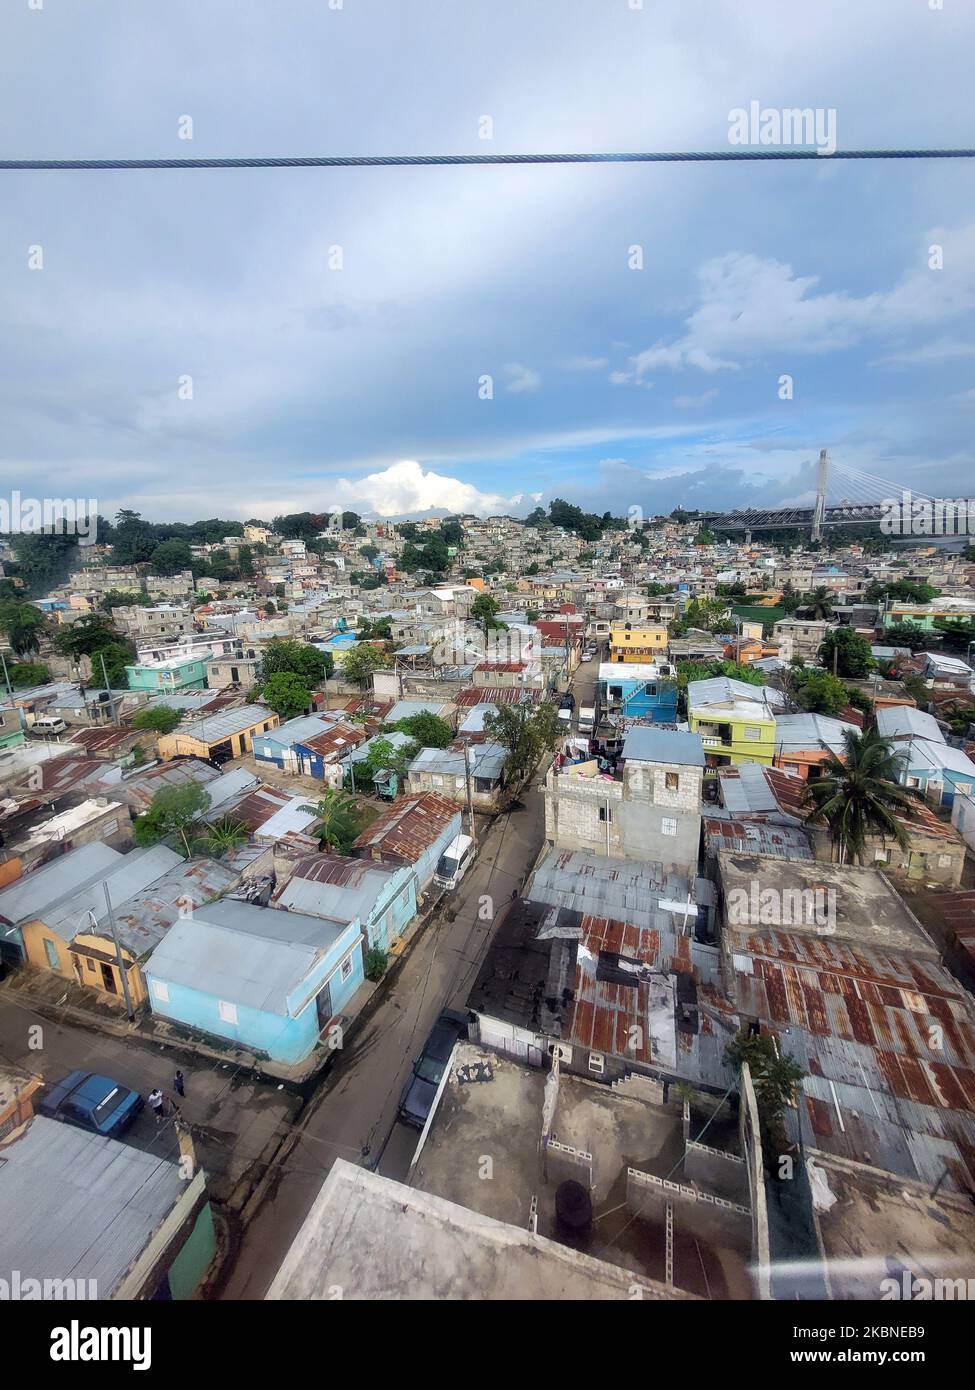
316 979 333 1031
100 963 117 993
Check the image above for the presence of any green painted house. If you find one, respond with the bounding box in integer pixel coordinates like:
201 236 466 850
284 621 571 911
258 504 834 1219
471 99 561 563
126 656 208 694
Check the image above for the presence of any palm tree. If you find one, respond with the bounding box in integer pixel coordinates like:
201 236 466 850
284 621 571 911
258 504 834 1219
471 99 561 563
803 586 835 621
198 815 248 856
299 789 362 853
803 729 919 864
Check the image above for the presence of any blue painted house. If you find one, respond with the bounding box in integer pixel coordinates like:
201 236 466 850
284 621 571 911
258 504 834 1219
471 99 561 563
274 853 417 952
897 737 975 808
144 899 364 1064
597 661 678 724
252 713 337 769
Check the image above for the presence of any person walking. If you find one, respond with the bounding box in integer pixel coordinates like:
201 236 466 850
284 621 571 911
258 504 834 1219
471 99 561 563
148 1088 165 1122
173 1069 185 1098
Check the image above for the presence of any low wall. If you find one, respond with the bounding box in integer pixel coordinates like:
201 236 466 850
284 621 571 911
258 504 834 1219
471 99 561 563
625 1168 751 1247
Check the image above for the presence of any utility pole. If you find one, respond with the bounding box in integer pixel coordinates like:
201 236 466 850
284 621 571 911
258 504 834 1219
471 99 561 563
98 650 121 726
463 740 476 845
96 888 135 1021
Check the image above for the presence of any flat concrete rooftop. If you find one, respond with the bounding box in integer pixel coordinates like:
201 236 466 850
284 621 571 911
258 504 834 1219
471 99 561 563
408 1044 754 1299
717 850 937 958
266 1159 686 1301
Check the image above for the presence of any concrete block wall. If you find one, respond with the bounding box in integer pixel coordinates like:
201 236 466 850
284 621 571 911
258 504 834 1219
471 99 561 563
684 1141 749 1204
625 1168 751 1247
623 762 703 812
544 1138 593 1190
544 772 623 855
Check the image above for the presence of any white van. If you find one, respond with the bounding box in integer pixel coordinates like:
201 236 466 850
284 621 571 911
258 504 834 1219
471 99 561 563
434 833 476 891
31 715 68 736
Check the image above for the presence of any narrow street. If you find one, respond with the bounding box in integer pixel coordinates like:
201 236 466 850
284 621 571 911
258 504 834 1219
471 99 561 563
0 992 300 1207
218 778 547 1299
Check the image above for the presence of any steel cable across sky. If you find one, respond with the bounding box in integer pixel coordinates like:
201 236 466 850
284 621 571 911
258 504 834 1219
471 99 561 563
1 147 974 171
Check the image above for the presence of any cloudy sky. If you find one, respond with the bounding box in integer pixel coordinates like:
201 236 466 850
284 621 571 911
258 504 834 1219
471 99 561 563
2 0 974 522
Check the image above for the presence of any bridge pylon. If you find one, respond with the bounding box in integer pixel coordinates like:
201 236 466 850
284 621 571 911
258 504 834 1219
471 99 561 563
811 449 829 542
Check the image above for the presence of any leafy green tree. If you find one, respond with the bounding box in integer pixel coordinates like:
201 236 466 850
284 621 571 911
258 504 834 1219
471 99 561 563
9 660 51 688
100 588 151 611
134 783 212 858
795 670 849 716
131 705 181 734
884 622 929 653
724 1028 806 1149
258 638 332 684
298 789 362 852
394 711 454 748
471 593 507 635
149 538 193 575
866 579 939 604
260 671 312 719
92 643 134 687
342 643 392 686
356 617 392 641
111 509 157 565
6 532 80 596
844 685 874 716
352 735 419 783
682 597 729 632
803 729 918 864
365 948 389 981
54 613 125 660
932 618 975 651
818 627 875 678
484 699 561 783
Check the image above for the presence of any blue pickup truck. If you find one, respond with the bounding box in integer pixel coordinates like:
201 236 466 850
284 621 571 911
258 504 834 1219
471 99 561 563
37 1071 145 1139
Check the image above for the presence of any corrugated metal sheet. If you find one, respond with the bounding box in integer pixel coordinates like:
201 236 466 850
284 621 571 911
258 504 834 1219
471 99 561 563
351 793 458 862
274 853 402 922
0 1115 184 1296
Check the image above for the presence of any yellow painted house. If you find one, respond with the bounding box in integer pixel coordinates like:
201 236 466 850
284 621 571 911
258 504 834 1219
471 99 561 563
686 676 781 768
156 703 278 762
608 623 668 661
689 698 776 767
0 842 244 1008
0 843 183 1004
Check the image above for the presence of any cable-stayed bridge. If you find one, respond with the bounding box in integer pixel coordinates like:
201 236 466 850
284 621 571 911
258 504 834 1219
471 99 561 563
697 450 974 541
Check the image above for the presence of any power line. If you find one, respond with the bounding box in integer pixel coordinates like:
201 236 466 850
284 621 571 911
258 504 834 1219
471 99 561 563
2 148 975 172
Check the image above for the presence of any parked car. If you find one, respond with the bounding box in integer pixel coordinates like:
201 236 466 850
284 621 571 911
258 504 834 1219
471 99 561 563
433 832 476 891
398 1011 468 1129
37 1071 145 1139
559 693 575 710
30 715 68 736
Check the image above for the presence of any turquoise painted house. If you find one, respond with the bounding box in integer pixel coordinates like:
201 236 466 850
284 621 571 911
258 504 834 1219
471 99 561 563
144 899 365 1064
126 656 208 693
273 853 417 953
